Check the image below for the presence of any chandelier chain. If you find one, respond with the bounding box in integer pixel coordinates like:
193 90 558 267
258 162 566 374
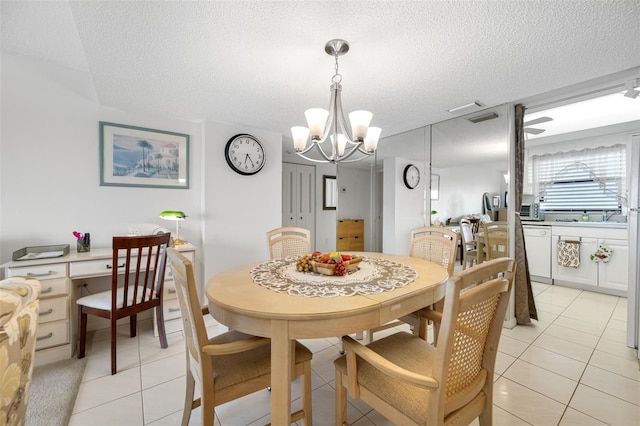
332 53 342 85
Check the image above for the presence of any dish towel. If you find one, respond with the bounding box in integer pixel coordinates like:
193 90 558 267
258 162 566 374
557 240 580 268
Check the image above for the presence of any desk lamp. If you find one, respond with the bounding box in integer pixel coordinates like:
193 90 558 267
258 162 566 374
159 211 187 245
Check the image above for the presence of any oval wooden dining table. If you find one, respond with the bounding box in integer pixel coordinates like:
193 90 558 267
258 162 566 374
206 252 449 425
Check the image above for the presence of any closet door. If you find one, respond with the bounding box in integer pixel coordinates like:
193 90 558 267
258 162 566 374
282 163 315 239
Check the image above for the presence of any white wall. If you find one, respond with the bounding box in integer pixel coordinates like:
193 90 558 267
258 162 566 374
0 54 202 261
0 54 285 301
201 122 282 281
314 163 337 253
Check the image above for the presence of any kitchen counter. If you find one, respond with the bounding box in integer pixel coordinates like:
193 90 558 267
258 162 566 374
522 220 627 229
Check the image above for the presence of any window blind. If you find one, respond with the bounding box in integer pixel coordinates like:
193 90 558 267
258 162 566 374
531 144 626 212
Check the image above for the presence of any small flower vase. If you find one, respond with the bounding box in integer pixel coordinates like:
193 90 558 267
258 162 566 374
77 241 90 253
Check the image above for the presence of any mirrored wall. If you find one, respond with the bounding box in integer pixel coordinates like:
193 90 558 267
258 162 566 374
282 103 510 256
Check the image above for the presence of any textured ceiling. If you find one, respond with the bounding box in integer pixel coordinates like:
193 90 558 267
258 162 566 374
2 0 639 146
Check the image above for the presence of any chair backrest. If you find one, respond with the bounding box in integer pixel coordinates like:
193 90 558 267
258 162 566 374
459 219 475 250
482 221 508 260
409 227 459 275
267 226 311 259
111 233 170 311
429 257 515 422
166 248 208 380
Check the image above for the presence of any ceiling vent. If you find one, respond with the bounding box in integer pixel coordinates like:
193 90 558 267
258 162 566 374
467 112 499 124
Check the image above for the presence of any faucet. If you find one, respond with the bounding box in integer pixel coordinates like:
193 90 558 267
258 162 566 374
602 210 618 222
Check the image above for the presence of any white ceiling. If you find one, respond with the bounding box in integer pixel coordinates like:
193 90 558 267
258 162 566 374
2 1 639 148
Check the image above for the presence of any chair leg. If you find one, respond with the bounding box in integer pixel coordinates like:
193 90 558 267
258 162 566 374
130 314 137 337
111 317 117 375
155 305 168 349
77 307 87 358
181 369 196 426
200 387 215 426
302 360 313 426
335 369 347 426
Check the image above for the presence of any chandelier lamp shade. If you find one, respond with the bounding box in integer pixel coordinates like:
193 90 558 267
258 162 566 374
291 39 382 164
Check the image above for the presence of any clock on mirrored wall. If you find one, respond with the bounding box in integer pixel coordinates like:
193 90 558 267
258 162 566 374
224 134 265 175
403 164 420 189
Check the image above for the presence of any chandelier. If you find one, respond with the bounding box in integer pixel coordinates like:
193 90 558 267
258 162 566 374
291 39 381 164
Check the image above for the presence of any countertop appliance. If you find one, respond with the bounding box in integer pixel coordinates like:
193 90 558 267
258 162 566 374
520 203 544 221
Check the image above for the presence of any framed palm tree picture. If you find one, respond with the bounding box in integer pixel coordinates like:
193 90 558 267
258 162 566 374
99 122 189 189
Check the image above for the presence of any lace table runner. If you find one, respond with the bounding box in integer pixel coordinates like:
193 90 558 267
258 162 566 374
250 256 418 297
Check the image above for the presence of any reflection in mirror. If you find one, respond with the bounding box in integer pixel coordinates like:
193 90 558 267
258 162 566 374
336 154 376 252
431 104 510 227
323 175 337 210
373 127 430 255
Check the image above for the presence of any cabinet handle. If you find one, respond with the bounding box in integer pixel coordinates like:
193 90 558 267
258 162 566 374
37 332 54 341
27 271 54 277
39 308 54 317
168 308 180 313
41 287 53 294
168 288 176 294
106 263 126 269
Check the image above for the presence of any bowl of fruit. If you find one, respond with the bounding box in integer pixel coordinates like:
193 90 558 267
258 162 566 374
296 251 362 276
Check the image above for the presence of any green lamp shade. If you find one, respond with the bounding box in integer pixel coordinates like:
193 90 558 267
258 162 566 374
160 211 186 220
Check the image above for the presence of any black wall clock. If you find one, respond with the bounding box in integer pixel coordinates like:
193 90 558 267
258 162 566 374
225 134 265 175
403 164 420 189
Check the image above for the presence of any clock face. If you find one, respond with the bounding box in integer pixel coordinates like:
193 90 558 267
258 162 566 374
225 134 265 175
403 164 420 189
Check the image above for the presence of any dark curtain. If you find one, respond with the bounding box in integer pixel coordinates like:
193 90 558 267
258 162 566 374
514 104 538 323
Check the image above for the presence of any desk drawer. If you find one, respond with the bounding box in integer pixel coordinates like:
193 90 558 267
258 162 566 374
35 320 69 350
70 256 149 277
7 263 67 281
163 298 182 321
38 297 68 324
163 280 178 299
38 277 69 298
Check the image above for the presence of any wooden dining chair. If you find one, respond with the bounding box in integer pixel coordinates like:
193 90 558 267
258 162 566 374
166 249 313 426
460 218 479 269
483 221 509 260
365 227 458 343
77 233 171 375
335 257 515 426
266 226 311 259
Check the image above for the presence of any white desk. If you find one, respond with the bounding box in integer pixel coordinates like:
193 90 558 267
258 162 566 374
1 243 195 366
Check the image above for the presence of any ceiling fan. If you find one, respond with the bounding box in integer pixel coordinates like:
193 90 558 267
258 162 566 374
524 116 553 134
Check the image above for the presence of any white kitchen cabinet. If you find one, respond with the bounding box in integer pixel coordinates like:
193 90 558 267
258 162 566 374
597 238 628 292
551 226 628 295
551 236 598 286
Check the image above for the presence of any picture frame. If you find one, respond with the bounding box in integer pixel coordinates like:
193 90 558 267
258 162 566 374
99 122 189 189
323 175 337 210
430 174 440 200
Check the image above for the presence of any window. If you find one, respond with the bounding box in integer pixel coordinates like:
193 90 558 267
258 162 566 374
531 144 626 212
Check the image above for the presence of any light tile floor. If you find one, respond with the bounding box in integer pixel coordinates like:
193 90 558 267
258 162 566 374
69 281 640 425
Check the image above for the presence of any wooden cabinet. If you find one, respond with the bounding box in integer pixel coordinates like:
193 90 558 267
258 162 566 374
337 219 364 251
